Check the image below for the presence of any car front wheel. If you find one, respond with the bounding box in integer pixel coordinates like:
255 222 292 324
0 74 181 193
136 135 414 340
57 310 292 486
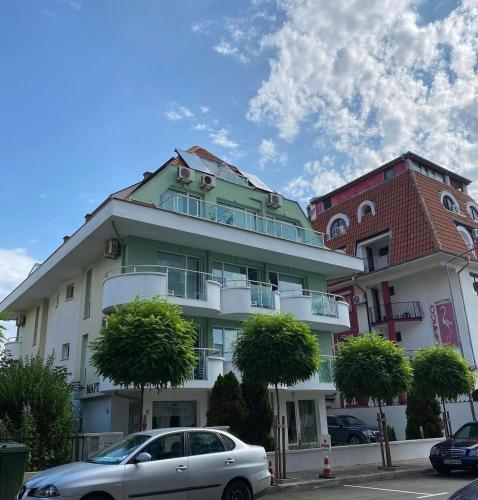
433 465 452 475
222 480 252 500
348 434 362 445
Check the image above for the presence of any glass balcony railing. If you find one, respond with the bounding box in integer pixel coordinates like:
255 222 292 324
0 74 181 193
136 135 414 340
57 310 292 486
223 279 275 309
281 289 345 318
319 355 335 383
105 265 215 301
157 193 325 248
193 348 222 380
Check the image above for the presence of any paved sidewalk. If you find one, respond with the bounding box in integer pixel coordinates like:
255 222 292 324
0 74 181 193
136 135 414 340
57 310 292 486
267 459 435 494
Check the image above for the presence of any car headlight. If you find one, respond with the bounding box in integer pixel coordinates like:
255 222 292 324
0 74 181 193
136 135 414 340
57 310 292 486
430 446 441 456
31 485 60 497
469 449 478 456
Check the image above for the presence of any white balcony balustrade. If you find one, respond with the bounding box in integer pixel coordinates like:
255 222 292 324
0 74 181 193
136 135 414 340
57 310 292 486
289 355 336 390
219 280 280 320
102 265 221 316
280 290 350 332
4 338 22 360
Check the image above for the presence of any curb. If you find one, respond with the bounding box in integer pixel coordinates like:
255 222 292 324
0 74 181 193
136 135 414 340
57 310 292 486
265 466 435 494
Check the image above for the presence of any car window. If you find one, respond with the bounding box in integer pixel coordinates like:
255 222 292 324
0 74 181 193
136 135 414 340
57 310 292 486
220 434 236 451
142 433 185 461
87 435 151 465
189 432 225 456
454 423 478 439
338 416 366 426
327 416 341 426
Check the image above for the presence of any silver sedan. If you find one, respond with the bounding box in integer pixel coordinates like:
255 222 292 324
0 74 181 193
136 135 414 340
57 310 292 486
17 428 271 500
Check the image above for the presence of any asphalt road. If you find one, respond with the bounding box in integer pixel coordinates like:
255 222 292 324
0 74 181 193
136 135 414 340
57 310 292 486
264 472 478 499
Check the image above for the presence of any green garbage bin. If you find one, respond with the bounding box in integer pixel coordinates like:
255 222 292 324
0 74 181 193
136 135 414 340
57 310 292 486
0 443 30 500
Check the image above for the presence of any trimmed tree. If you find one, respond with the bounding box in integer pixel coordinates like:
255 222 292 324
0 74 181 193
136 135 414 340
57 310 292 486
233 313 320 478
90 296 198 430
206 372 246 437
334 333 413 467
242 377 274 450
405 389 442 439
412 344 475 437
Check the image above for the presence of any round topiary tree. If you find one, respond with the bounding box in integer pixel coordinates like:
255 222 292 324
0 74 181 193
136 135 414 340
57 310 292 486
206 371 246 437
412 344 475 437
334 333 413 467
90 296 198 430
405 389 442 439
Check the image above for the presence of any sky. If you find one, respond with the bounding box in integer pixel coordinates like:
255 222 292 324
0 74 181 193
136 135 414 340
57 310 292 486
1 0 478 311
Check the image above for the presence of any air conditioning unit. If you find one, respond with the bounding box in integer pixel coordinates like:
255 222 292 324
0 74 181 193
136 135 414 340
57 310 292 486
268 192 283 209
15 314 26 327
452 205 460 214
104 239 121 259
353 294 366 305
472 229 478 239
177 166 194 184
332 226 346 237
201 174 216 190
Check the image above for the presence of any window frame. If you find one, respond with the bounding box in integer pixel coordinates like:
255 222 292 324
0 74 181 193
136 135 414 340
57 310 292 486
440 191 460 214
61 342 70 361
187 430 226 456
135 431 186 463
65 283 75 301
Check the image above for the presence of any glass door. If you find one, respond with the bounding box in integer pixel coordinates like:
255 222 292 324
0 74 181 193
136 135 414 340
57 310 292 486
158 251 201 299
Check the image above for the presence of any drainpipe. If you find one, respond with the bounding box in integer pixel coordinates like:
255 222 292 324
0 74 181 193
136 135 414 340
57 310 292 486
352 275 371 332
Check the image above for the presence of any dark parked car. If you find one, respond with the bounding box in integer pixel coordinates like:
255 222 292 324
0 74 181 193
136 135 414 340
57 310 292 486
430 421 478 475
327 415 380 445
448 478 478 500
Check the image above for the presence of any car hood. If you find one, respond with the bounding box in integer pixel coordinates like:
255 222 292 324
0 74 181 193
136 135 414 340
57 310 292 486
26 461 122 489
435 438 478 449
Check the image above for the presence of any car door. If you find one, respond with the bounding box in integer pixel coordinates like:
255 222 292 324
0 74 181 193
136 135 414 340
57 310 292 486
187 431 236 500
123 432 189 500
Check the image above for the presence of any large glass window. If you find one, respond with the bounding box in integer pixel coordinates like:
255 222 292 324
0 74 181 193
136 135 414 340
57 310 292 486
87 435 151 465
212 262 259 286
330 218 347 238
298 400 318 443
189 432 225 455
142 433 185 461
152 401 197 428
443 195 458 212
84 269 92 318
212 327 238 361
158 251 202 299
286 402 298 444
269 272 304 293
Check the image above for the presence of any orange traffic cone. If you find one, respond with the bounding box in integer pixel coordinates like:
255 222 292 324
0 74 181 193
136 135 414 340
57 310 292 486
269 460 277 486
319 456 335 478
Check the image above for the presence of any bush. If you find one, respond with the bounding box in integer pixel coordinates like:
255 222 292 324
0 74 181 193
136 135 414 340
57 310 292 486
241 379 274 450
387 425 397 442
206 372 246 437
0 354 73 470
405 390 442 439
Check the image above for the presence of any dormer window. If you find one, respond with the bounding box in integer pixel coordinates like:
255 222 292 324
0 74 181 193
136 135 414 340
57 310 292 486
440 192 460 214
327 213 350 239
466 202 478 221
357 200 376 223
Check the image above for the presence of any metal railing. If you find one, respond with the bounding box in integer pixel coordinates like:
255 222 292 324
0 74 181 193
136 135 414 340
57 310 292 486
157 193 325 248
222 279 276 309
368 301 422 324
281 289 346 318
319 355 336 383
193 348 222 380
105 265 216 301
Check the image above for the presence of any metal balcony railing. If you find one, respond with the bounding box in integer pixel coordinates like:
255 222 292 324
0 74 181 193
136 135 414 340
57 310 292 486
319 355 336 383
193 348 222 380
281 289 346 318
157 193 325 248
368 301 422 325
105 265 216 301
222 280 276 309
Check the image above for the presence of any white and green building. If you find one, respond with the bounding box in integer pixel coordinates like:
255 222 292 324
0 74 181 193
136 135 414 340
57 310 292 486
1 146 362 445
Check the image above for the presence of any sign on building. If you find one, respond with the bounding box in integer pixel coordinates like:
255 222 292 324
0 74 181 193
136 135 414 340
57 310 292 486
430 298 459 346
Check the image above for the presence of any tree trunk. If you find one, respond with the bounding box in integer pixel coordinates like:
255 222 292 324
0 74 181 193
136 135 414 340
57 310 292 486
138 385 145 431
274 383 281 480
441 396 450 438
378 400 392 467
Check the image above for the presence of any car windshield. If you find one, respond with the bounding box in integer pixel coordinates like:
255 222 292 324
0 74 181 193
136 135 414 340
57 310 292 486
454 423 478 439
338 416 367 426
87 435 151 465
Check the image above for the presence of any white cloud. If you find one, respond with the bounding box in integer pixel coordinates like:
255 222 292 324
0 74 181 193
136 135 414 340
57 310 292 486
200 105 210 114
193 123 207 131
164 103 194 122
213 42 249 63
191 20 212 34
247 0 478 199
0 248 37 302
210 128 239 149
258 138 287 168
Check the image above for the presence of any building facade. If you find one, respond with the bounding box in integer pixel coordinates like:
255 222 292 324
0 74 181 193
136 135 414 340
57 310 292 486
1 146 362 443
310 152 478 402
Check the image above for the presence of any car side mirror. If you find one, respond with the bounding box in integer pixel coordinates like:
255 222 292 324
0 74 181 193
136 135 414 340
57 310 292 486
136 452 152 463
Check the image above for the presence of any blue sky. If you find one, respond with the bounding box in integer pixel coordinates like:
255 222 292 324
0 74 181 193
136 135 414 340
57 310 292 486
1 0 477 300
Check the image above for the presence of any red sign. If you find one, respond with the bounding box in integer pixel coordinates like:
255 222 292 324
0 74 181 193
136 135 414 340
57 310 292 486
430 299 459 346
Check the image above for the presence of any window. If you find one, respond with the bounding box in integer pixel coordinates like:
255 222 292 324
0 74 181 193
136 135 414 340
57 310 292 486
396 331 402 342
357 200 376 222
323 197 332 210
158 252 202 299
212 328 238 361
220 434 236 451
443 195 458 212
327 416 342 427
298 400 318 442
88 435 151 465
467 204 478 221
384 167 394 181
268 272 304 293
212 262 258 286
454 423 478 439
84 269 92 318
61 343 70 360
217 202 257 230
363 205 372 215
142 433 185 461
32 305 40 346
389 286 395 296
379 246 389 257
457 226 475 254
153 401 197 428
55 292 59 308
470 273 478 295
66 284 74 301
80 334 88 382
189 432 225 456
160 189 200 216
330 218 347 238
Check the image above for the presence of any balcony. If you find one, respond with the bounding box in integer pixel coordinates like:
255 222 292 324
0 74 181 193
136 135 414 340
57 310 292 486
102 265 221 316
369 301 422 325
219 280 280 320
289 355 336 390
280 290 350 332
158 193 325 248
4 338 22 360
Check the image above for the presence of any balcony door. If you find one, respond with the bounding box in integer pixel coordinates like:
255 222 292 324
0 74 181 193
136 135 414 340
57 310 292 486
158 251 201 299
